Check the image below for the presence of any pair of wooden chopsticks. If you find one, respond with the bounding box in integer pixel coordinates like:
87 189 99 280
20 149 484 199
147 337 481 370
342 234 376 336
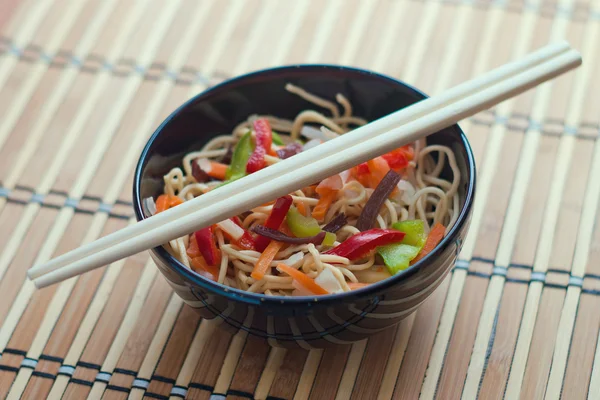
28 41 581 288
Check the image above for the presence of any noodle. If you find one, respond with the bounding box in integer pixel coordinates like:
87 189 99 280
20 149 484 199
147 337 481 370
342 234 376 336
158 85 462 296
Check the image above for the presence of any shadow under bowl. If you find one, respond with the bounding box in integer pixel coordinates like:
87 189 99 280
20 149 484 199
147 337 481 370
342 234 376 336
133 65 476 348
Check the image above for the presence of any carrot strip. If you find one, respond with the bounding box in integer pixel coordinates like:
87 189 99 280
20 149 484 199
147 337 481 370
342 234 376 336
312 190 337 222
155 195 169 213
295 201 308 216
366 156 391 188
347 282 370 290
412 223 446 264
169 195 183 207
251 241 283 280
207 161 228 180
276 263 328 295
186 235 201 258
190 255 220 280
156 194 182 213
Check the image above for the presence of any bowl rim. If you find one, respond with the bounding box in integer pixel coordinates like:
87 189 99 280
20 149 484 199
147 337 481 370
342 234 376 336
133 64 476 306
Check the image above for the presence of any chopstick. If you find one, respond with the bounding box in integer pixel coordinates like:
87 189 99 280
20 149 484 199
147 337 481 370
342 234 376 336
27 41 571 281
26 42 571 282
30 43 581 288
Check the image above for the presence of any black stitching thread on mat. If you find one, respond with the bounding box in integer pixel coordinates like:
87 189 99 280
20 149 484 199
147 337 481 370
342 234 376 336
227 389 255 399
509 262 534 270
38 354 64 363
188 382 214 392
0 36 599 138
461 257 600 282
0 260 597 398
105 384 131 394
69 377 94 387
31 371 56 380
468 118 598 141
143 392 170 400
2 348 27 356
547 268 571 275
267 396 289 400
76 360 101 370
0 365 19 373
150 374 176 384
0 0 599 76
113 367 138 376
0 194 133 220
441 0 598 23
0 38 224 87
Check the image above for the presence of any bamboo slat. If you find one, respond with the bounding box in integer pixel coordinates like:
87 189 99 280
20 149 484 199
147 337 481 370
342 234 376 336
0 0 598 399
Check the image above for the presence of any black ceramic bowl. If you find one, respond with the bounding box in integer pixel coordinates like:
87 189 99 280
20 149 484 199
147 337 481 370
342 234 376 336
133 65 476 348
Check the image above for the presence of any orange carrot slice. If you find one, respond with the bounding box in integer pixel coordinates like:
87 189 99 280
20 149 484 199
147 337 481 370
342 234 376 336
207 161 227 180
155 194 182 213
366 156 391 188
312 190 337 222
295 201 308 216
412 223 445 264
251 240 283 280
190 255 220 280
276 263 328 295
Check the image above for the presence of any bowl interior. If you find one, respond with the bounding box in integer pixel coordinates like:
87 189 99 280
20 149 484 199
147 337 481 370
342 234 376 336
134 65 474 301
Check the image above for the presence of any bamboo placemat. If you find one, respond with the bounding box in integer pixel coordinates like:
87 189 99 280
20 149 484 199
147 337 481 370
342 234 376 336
0 0 598 399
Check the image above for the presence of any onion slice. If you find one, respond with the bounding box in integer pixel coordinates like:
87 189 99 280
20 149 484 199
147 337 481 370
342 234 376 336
314 268 343 293
283 252 304 268
143 197 156 217
303 138 321 151
356 170 401 231
252 225 325 244
216 219 245 240
192 158 210 183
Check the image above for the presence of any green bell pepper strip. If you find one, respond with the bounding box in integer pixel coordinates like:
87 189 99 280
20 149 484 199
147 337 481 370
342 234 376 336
285 206 337 245
322 232 336 247
225 131 254 180
286 206 322 237
378 219 428 275
391 220 427 247
272 131 284 145
378 243 421 275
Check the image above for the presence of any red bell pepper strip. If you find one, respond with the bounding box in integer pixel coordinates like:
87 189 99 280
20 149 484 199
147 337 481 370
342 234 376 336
381 145 414 170
254 195 293 252
194 226 222 266
232 217 256 250
217 218 255 250
324 229 405 260
246 119 275 173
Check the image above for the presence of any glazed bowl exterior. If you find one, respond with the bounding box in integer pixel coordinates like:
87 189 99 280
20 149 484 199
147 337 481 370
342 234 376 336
133 65 476 348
